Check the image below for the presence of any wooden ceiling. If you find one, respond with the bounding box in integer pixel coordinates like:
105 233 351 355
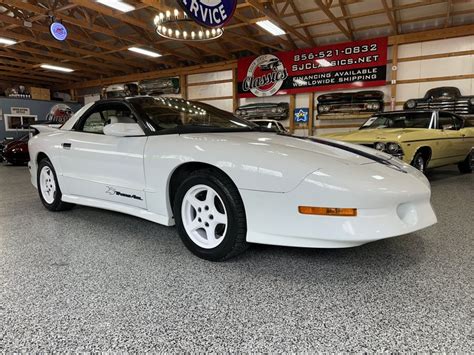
0 0 473 88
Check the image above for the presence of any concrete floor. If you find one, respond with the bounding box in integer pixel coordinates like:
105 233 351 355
0 165 472 352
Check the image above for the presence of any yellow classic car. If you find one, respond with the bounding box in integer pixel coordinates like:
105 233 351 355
322 110 474 173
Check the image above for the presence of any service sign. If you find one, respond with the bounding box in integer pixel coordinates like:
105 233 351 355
237 37 388 98
178 0 237 28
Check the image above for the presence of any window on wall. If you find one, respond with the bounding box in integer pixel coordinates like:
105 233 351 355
4 114 38 131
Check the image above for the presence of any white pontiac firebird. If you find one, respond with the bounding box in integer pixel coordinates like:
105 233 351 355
29 96 437 260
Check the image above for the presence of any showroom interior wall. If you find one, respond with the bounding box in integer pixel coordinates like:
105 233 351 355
0 98 81 140
184 34 474 136
69 27 474 137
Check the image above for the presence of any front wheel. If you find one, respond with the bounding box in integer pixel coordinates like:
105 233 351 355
37 158 74 211
173 169 248 261
458 150 473 174
411 151 427 173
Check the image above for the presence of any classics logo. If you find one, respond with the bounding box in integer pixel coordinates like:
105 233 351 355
179 0 237 28
242 54 288 97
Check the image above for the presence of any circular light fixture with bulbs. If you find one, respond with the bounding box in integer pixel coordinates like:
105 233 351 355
154 9 223 42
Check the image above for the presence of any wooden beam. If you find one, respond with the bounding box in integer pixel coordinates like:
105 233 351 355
313 0 352 40
308 93 315 136
289 1 317 46
381 0 398 35
338 0 355 41
289 95 295 134
246 0 313 47
68 0 204 63
388 24 474 45
58 61 239 90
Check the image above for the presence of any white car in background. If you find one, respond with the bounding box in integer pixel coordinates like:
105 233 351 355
29 96 437 260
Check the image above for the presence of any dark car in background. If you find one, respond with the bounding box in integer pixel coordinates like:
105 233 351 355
317 90 384 119
140 77 180 96
1 134 29 165
404 86 474 117
235 102 289 120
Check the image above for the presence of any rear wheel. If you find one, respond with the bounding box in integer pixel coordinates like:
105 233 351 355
37 158 74 211
173 169 248 261
458 150 473 174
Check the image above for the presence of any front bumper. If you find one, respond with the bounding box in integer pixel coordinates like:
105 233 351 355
241 163 436 248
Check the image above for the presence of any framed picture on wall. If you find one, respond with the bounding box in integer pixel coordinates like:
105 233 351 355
4 114 38 131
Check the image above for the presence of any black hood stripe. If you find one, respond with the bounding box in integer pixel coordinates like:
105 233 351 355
284 134 407 173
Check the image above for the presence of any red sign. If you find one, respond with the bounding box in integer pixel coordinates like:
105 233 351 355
237 37 388 98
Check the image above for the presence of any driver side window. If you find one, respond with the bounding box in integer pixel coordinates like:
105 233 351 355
438 112 456 130
79 103 135 134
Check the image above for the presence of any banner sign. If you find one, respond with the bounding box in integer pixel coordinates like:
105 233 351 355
178 0 237 28
237 37 388 98
294 108 309 123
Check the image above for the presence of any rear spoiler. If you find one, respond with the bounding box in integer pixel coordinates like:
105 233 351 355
30 124 61 133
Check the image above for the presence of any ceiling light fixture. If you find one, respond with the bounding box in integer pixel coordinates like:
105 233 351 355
40 64 74 73
96 0 135 13
0 37 17 46
256 20 286 36
128 47 162 58
154 9 223 41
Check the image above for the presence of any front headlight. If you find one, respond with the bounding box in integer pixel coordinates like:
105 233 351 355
372 102 380 110
469 97 474 105
271 108 277 113
367 103 373 110
386 142 401 154
374 142 386 151
236 110 242 115
277 107 284 113
406 99 416 109
374 141 404 157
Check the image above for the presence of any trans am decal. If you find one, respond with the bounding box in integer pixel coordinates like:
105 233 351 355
237 37 388 98
106 186 143 201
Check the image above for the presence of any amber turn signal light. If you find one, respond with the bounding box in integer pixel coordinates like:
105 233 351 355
298 206 357 217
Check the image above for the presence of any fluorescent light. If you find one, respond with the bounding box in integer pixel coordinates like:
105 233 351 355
0 37 17 45
40 64 74 73
128 47 162 58
256 20 285 36
96 0 135 12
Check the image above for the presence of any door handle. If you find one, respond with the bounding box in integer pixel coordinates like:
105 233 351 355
61 143 72 149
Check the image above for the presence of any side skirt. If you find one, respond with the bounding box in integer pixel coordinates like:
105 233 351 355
61 194 175 226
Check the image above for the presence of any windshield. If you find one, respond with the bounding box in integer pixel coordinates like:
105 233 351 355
130 97 259 133
360 112 434 130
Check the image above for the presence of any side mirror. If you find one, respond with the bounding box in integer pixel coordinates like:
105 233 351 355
103 123 145 137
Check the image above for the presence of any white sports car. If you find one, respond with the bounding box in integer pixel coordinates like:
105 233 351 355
29 97 437 260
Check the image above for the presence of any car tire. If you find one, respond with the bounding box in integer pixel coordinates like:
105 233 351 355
37 158 74 211
173 168 248 261
458 150 473 174
411 151 428 173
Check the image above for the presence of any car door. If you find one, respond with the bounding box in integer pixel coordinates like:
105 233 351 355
437 111 466 163
58 101 148 209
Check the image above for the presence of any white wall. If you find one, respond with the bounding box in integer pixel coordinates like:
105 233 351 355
187 70 233 112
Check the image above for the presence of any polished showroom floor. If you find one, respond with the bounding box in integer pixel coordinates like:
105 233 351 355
0 165 472 352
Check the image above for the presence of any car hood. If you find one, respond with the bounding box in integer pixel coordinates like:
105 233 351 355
166 131 418 193
322 128 424 143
